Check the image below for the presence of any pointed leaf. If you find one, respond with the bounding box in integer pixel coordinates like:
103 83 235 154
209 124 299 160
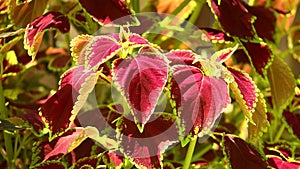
60 65 100 125
8 0 48 28
283 111 300 139
207 0 255 39
171 65 230 137
224 136 268 169
200 28 234 43
241 41 273 76
40 84 76 134
166 50 196 66
112 54 168 129
268 157 300 169
70 34 92 65
79 0 131 25
24 12 70 59
85 36 121 69
228 67 257 122
44 128 88 161
267 57 296 112
248 92 269 142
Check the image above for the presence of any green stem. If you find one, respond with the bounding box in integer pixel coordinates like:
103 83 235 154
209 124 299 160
132 0 140 13
188 0 204 25
274 121 286 142
0 54 15 169
182 137 197 169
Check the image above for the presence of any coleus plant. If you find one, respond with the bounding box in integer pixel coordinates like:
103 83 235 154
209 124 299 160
34 25 268 168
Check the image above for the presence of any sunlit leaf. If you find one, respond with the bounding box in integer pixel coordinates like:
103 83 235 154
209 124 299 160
40 84 76 135
248 92 269 142
166 50 196 66
85 35 121 69
8 0 48 28
224 136 268 169
267 57 296 112
228 67 257 122
268 156 300 169
171 65 230 137
44 128 88 161
112 54 168 131
70 34 92 65
200 28 234 43
24 12 70 59
79 0 131 25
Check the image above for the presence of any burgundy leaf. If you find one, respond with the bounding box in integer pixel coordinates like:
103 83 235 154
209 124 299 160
18 108 44 132
283 111 300 139
24 12 70 58
79 0 131 24
268 157 300 169
73 155 102 169
105 152 123 167
48 55 71 71
112 54 168 129
228 67 257 116
128 34 150 45
60 65 95 91
171 65 229 136
242 41 272 76
85 36 121 69
200 28 234 42
207 0 255 39
40 84 77 134
166 50 196 66
245 5 277 42
34 162 66 169
43 128 87 161
224 136 268 169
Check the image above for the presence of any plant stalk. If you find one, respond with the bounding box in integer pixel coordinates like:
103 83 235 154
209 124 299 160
182 137 197 169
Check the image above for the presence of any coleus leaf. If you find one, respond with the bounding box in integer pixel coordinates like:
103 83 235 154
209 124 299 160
60 65 100 126
171 65 230 137
207 0 256 39
228 67 257 123
166 50 196 66
70 34 92 65
8 0 48 28
112 54 168 131
43 128 88 161
34 161 66 169
40 84 76 135
268 157 300 169
248 92 269 142
200 28 234 43
24 12 70 59
224 136 268 169
84 35 121 69
79 0 131 25
283 111 300 139
267 57 296 112
241 41 273 76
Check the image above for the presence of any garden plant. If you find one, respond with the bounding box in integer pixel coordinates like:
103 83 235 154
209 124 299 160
0 0 300 168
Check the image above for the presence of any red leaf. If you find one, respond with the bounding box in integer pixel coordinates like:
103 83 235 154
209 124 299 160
228 67 257 114
283 111 300 139
40 84 77 134
79 0 131 24
268 157 300 169
208 0 255 39
35 162 66 169
24 12 70 58
18 109 44 132
242 41 272 76
200 28 234 42
224 136 268 169
166 50 196 66
43 128 87 161
246 5 277 42
171 65 229 136
85 36 121 69
112 54 168 129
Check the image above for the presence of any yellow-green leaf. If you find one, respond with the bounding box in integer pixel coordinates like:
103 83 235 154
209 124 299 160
267 57 296 113
248 92 269 142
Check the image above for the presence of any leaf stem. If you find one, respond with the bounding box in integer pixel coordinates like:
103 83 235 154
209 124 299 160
132 0 140 13
182 136 197 169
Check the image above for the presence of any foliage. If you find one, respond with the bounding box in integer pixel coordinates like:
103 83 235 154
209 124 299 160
0 0 300 168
